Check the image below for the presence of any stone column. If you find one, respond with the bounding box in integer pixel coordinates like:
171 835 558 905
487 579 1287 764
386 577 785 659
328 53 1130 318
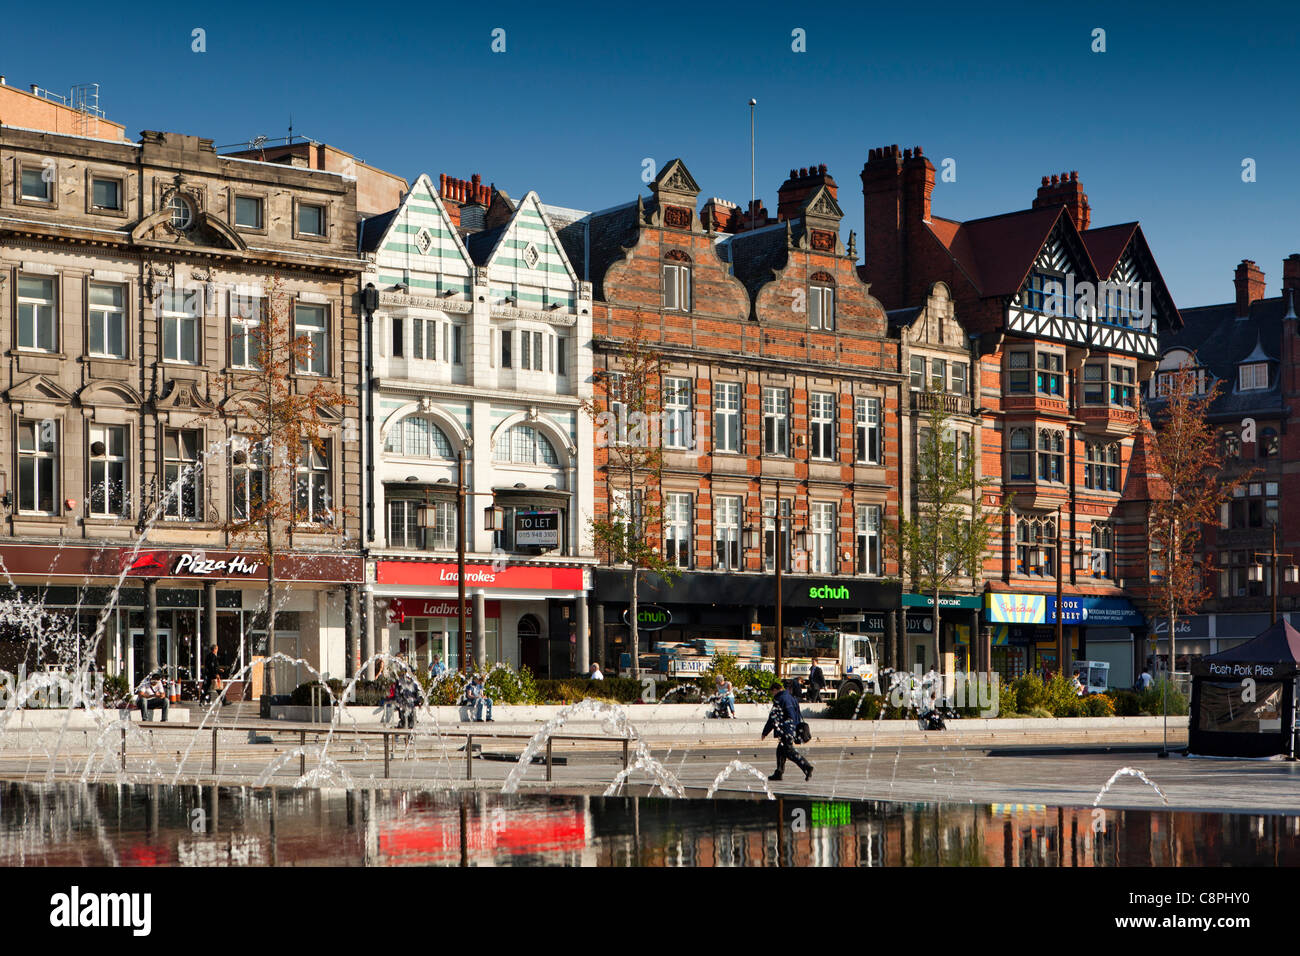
473 592 487 670
576 594 589 675
362 586 375 679
344 584 358 680
593 601 605 669
145 578 159 673
204 581 217 674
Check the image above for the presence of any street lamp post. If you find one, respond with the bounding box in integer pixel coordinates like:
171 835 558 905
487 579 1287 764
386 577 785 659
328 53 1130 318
1250 523 1299 626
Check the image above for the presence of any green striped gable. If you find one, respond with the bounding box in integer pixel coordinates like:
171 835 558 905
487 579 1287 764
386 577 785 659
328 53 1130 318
484 192 578 309
375 175 472 280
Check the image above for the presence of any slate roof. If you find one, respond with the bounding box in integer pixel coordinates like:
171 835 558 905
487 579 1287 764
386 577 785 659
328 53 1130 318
1156 294 1288 419
720 220 795 304
926 207 1066 297
358 209 398 255
555 200 639 300
464 224 506 266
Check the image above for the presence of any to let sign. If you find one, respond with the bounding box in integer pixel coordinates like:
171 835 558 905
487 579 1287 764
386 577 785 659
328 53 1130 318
515 510 560 548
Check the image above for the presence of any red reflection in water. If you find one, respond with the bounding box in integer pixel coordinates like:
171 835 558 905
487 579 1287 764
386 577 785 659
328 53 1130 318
379 808 586 863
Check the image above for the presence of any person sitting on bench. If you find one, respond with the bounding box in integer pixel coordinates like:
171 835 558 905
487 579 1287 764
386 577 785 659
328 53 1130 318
134 673 169 722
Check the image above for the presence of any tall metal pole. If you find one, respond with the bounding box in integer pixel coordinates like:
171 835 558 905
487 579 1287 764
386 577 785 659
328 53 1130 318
775 479 783 681
1274 523 1280 626
458 450 468 673
748 99 757 230
1055 504 1065 678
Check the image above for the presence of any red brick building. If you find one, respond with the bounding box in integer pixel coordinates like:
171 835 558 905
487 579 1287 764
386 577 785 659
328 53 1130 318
1146 254 1300 669
859 146 1180 685
558 160 903 672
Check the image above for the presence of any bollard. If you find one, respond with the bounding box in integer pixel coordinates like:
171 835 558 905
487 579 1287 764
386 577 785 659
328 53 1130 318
383 733 391 779
546 738 554 782
466 734 473 780
299 731 306 777
211 727 218 774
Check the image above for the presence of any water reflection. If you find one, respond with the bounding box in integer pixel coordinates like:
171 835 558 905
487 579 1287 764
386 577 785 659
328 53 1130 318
1 782 1297 867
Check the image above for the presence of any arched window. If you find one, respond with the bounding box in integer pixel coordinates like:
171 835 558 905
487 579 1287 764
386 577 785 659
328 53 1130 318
518 615 541 641
494 424 559 466
385 416 454 458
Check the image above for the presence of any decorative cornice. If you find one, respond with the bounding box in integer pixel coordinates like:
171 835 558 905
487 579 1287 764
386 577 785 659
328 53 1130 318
378 290 472 313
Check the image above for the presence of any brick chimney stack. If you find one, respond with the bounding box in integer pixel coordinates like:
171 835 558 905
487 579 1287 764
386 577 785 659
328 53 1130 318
439 172 491 230
1032 171 1091 231
901 147 934 226
860 145 933 309
1282 253 1300 301
776 164 837 222
1234 259 1266 318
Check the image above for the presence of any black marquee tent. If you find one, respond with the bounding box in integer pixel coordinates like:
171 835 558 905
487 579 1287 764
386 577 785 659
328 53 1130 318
1189 619 1300 758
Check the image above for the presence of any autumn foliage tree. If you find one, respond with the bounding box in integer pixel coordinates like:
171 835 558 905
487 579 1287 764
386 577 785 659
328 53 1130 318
1147 368 1250 679
891 382 1006 678
585 317 681 681
220 277 348 697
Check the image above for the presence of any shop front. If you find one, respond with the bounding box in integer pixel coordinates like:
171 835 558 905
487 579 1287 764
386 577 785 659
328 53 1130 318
983 592 1146 687
1149 611 1300 676
0 544 362 697
901 594 984 674
372 561 589 676
591 570 900 670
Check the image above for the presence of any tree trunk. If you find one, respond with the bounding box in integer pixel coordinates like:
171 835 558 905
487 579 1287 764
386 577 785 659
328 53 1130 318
629 565 640 682
264 511 277 698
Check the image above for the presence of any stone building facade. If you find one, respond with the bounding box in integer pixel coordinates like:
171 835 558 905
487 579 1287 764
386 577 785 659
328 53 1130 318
0 112 366 695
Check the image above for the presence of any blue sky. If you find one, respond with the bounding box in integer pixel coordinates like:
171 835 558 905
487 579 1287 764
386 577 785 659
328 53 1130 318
3 0 1296 308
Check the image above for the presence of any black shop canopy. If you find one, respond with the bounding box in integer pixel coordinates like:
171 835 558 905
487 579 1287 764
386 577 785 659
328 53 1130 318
1188 619 1300 757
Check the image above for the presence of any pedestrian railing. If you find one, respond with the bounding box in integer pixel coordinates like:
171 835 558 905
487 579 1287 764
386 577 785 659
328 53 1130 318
118 721 633 782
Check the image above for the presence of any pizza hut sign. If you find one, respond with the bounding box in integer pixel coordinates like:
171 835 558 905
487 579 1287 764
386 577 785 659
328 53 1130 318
175 553 262 576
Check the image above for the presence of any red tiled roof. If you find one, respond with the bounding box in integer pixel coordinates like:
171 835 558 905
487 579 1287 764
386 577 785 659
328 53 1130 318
1081 222 1138 277
925 207 1068 298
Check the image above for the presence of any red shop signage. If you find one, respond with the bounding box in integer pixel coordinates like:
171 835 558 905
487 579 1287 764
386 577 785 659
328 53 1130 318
387 598 501 623
376 562 584 591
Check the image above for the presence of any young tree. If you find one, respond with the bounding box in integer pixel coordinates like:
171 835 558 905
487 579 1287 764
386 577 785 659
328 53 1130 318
220 277 349 697
892 382 1005 678
1147 368 1249 683
585 317 681 682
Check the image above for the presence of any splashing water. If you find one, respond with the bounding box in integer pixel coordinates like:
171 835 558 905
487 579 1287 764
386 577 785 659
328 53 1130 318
500 699 684 797
705 759 775 800
1093 766 1169 807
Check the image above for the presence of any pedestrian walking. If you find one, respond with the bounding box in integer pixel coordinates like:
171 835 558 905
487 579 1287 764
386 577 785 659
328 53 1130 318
807 656 826 702
762 684 813 782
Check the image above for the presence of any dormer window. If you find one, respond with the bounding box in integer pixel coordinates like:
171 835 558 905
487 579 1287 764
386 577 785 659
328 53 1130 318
1239 362 1269 391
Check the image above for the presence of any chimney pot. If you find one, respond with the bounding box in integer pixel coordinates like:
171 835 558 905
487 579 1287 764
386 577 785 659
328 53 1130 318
819 163 827 173
790 168 797 178
903 148 912 160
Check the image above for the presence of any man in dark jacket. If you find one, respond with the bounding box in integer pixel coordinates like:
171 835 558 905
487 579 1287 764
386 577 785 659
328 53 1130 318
762 683 814 782
807 657 826 702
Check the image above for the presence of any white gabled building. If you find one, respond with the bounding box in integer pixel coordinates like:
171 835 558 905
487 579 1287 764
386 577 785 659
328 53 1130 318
359 173 594 676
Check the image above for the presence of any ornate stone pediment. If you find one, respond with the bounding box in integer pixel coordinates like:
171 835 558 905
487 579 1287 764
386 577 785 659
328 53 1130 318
7 374 73 406
156 379 215 412
131 182 248 253
79 380 143 406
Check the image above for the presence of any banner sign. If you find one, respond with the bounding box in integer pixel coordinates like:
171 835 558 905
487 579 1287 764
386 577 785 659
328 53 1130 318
376 562 584 591
902 593 984 610
986 593 1047 624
